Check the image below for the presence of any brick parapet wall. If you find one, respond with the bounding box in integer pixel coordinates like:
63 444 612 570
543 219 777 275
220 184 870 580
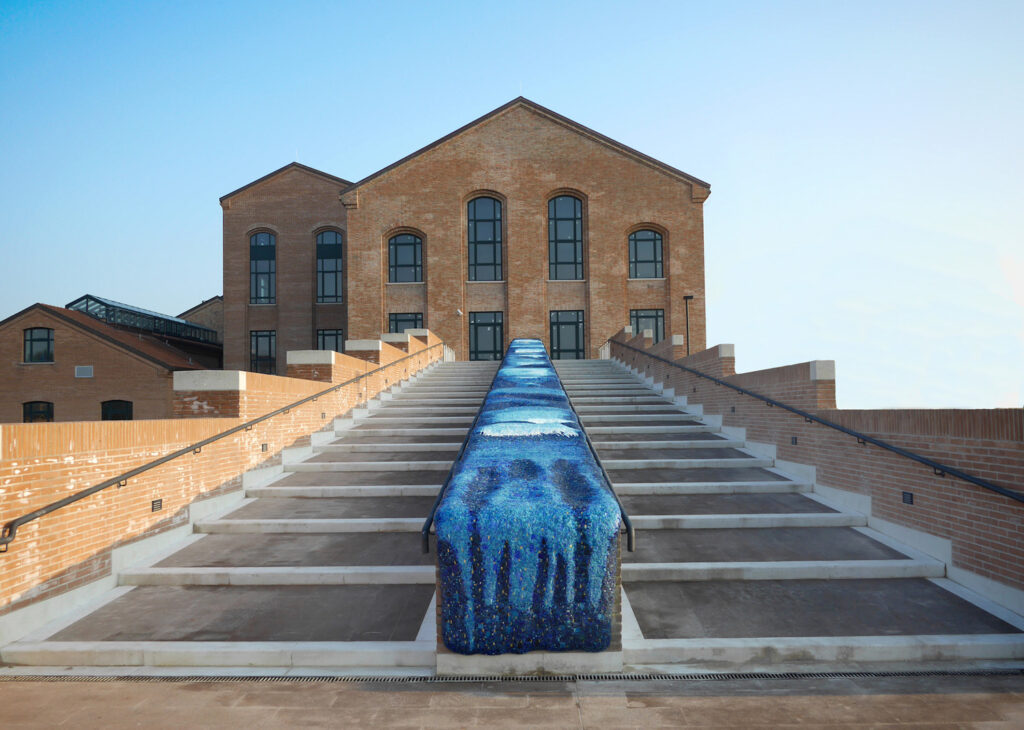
610 338 1024 592
0 335 444 614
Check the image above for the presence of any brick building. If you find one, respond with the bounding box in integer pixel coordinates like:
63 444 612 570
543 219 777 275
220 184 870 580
0 297 220 422
221 97 710 372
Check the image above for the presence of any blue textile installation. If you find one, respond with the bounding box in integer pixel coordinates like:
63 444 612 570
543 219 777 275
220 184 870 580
434 339 622 654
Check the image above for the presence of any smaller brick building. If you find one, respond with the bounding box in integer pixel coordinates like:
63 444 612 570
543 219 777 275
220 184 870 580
0 298 221 423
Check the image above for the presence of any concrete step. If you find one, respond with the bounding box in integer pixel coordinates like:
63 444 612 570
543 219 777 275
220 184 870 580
286 461 452 472
195 518 423 533
594 439 744 450
574 404 684 413
357 416 474 424
612 481 811 495
570 396 671 404
376 406 479 415
622 558 945 581
120 565 435 586
585 425 716 435
581 414 702 424
1 640 437 668
623 635 1024 668
248 485 440 498
316 443 461 453
335 428 468 438
629 513 866 530
601 457 774 470
387 398 485 405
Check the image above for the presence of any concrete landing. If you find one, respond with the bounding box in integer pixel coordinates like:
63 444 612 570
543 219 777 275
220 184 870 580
48 585 433 642
623 527 908 563
156 534 433 567
626 579 1023 639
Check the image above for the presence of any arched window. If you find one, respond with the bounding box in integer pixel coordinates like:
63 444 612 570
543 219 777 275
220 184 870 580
468 197 502 281
101 400 133 421
316 230 344 303
23 401 53 423
388 233 423 282
548 195 583 280
628 229 663 279
249 232 276 304
23 327 54 363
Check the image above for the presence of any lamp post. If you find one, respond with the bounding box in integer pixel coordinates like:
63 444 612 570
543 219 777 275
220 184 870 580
683 295 694 356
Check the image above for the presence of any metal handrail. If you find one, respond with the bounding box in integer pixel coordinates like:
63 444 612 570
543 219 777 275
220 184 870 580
0 343 444 552
421 360 502 553
551 363 636 551
610 339 1023 505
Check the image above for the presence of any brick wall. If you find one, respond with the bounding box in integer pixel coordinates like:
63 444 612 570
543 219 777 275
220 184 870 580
0 335 443 614
610 331 1024 592
0 308 177 423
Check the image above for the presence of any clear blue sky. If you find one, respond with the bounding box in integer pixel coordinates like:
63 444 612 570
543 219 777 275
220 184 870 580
1 1 1021 409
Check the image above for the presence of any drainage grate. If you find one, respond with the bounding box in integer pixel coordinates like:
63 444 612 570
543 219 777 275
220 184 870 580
2 669 1021 683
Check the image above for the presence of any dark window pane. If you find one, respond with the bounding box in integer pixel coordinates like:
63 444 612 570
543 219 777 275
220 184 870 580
23 328 54 363
628 229 664 279
23 401 54 422
101 400 133 421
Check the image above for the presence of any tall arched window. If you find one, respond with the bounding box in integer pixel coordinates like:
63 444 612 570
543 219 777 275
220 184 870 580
548 195 583 280
468 197 502 281
249 232 276 304
316 230 344 303
388 233 423 282
629 229 663 279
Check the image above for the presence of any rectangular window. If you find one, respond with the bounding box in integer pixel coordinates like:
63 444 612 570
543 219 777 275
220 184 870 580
550 310 585 359
389 313 423 333
630 309 665 343
548 196 584 280
23 401 53 423
101 400 133 421
250 330 276 374
23 328 54 363
469 311 504 360
317 328 345 353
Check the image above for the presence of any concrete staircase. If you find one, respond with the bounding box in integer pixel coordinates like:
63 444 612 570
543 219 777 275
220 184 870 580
1 361 499 672
4 357 1022 674
554 358 1024 670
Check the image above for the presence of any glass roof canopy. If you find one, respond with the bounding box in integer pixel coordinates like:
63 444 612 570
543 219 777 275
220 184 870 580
66 294 218 345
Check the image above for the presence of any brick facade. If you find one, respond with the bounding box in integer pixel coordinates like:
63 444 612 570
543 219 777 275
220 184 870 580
221 98 709 368
0 305 203 423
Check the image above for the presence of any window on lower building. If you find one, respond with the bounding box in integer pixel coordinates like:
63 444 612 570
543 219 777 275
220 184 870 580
388 234 423 282
548 195 584 280
389 313 423 333
630 308 665 343
23 401 53 423
629 229 663 279
468 197 502 281
316 230 344 303
23 328 54 363
101 400 133 421
250 232 276 304
550 310 585 359
250 330 276 374
469 312 504 360
317 328 345 353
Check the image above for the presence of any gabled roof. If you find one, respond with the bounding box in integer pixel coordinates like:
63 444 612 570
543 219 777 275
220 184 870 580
0 303 204 371
220 162 353 203
343 97 711 193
